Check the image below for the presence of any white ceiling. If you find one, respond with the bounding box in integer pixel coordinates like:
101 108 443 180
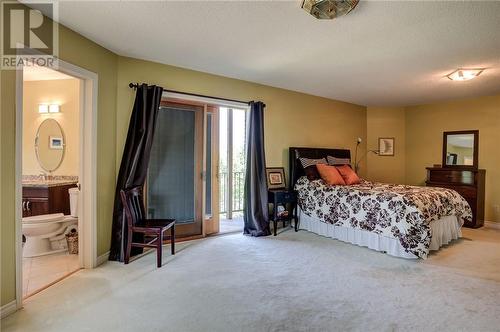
23 65 76 81
39 1 500 106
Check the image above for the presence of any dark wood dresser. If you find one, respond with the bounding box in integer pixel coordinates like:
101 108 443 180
426 167 485 228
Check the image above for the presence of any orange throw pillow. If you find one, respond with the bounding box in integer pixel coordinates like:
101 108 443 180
316 164 346 186
336 165 360 185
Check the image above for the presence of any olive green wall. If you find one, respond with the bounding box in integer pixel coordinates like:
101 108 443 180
116 56 367 179
1 22 118 306
406 94 500 223
58 26 119 258
1 69 17 307
366 107 406 184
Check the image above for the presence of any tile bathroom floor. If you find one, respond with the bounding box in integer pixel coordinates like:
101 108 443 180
23 252 80 298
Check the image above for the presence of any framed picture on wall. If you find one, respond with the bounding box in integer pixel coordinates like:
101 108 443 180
49 136 64 150
378 137 395 156
266 167 286 190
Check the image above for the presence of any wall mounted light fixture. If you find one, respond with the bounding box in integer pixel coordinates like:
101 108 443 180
48 104 60 113
38 104 60 113
38 104 49 113
354 137 380 173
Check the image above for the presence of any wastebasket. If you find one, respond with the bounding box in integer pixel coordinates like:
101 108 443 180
66 229 78 254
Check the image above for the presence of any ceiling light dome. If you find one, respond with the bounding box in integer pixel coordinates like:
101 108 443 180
447 68 484 81
301 0 360 19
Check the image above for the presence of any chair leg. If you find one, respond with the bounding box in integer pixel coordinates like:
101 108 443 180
124 229 132 264
171 224 175 255
157 231 163 268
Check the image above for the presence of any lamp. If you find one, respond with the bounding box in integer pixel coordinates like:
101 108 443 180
301 0 359 20
354 137 379 173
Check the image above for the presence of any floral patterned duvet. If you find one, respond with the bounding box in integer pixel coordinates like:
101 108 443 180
295 177 472 258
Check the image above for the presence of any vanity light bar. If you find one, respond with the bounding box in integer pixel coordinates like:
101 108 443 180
38 104 61 113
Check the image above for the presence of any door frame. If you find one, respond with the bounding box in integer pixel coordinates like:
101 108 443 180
162 91 250 234
15 57 98 309
203 105 220 236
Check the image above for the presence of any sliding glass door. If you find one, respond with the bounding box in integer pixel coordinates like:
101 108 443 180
219 107 247 221
147 102 204 237
147 100 220 238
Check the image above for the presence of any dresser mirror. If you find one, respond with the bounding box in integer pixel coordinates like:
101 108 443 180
442 130 478 169
35 118 66 172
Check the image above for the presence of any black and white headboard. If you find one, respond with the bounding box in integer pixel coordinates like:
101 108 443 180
288 147 351 189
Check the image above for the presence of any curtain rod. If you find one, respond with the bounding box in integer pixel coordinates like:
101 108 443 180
128 82 251 105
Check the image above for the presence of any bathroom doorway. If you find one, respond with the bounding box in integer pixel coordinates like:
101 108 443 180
20 66 81 298
15 59 98 309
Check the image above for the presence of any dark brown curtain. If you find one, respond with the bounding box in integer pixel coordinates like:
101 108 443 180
243 101 271 236
109 84 164 261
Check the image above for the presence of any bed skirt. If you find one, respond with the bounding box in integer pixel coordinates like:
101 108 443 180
297 208 462 259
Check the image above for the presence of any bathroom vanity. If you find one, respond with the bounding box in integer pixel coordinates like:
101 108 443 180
22 181 78 217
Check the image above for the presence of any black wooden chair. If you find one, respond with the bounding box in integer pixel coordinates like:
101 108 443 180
120 186 175 268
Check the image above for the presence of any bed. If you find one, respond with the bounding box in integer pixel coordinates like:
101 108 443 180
289 147 472 259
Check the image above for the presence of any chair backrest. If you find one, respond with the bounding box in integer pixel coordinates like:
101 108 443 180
120 186 146 228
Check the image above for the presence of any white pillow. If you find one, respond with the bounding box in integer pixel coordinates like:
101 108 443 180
299 157 327 169
327 156 351 166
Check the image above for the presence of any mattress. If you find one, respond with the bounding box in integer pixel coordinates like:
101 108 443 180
295 176 472 258
298 207 462 259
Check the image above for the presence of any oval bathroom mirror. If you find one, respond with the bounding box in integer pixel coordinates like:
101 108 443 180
35 118 65 172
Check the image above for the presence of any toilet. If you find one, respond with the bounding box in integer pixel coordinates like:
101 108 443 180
22 189 79 258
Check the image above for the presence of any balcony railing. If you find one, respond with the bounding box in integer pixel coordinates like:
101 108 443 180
219 171 245 214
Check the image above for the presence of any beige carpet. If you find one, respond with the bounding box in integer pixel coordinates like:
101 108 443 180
219 216 244 234
2 226 500 332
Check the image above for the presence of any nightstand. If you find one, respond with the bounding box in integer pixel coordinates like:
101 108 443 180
268 189 297 236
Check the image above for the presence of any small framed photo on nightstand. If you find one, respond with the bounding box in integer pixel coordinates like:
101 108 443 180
266 167 286 190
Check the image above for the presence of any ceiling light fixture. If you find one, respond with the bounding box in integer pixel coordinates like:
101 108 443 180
447 68 484 81
301 0 359 19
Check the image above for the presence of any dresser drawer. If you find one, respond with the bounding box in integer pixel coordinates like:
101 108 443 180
428 169 474 185
447 185 476 199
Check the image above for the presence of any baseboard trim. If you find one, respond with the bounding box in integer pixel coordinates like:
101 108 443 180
96 251 110 266
484 221 500 230
1 300 18 319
